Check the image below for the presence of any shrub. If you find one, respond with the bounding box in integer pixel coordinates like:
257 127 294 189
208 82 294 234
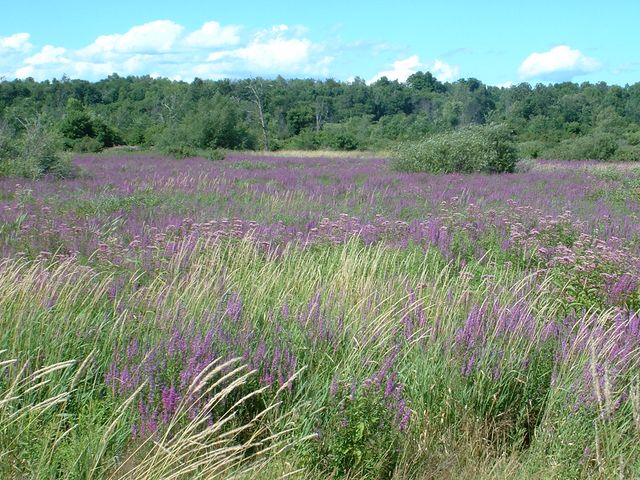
155 94 255 153
517 140 547 159
158 144 199 159
549 133 619 160
59 98 121 151
392 124 517 174
284 130 321 150
205 148 226 161
304 374 409 479
319 128 360 150
611 144 640 161
1 118 75 179
72 136 103 153
286 127 361 151
624 128 640 146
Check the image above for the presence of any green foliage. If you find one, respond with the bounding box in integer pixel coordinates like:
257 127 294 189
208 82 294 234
59 98 121 151
3 74 640 155
205 147 226 161
625 128 640 146
156 144 227 161
612 144 640 161
285 123 363 151
392 124 517 174
157 144 200 159
548 133 619 160
73 136 104 153
287 105 315 135
154 94 255 153
319 125 361 150
0 120 18 176
304 382 401 478
0 117 74 178
516 140 547 159
59 110 94 141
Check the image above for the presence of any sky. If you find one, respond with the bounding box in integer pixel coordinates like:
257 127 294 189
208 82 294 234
1 0 638 86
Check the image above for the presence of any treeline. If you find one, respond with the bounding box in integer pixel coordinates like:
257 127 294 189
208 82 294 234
1 73 640 173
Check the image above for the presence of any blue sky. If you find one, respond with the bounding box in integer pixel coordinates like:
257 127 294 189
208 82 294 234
1 0 638 85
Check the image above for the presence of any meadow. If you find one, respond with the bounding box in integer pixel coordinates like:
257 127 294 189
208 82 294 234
1 153 639 479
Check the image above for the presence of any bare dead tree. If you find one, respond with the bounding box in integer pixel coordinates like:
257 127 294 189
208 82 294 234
247 79 270 151
314 97 329 132
154 94 180 124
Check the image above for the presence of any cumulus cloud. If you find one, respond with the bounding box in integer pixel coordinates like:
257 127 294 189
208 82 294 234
0 32 32 53
24 45 69 65
11 20 331 81
205 24 332 75
183 21 241 48
429 60 459 82
16 45 70 78
368 55 459 83
518 45 601 81
79 20 184 57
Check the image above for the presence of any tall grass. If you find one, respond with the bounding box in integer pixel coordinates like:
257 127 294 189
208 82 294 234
1 235 639 478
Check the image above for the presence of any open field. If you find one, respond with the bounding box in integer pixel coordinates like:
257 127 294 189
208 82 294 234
1 154 640 479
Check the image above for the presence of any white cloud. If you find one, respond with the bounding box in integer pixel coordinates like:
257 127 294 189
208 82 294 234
7 20 330 81
429 59 459 82
518 45 601 81
183 21 241 48
24 45 69 65
369 55 459 83
15 65 35 78
72 61 114 78
0 32 32 52
205 24 331 75
79 20 184 57
369 55 421 83
213 37 311 70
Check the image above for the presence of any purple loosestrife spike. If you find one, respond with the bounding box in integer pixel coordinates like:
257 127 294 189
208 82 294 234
161 385 181 423
384 373 397 398
126 339 139 361
461 354 476 377
329 375 339 398
226 293 243 322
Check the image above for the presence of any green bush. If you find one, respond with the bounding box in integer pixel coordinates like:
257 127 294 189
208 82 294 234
72 136 104 153
157 144 199 159
284 130 321 150
626 132 640 146
549 133 619 160
156 145 226 161
392 124 517 174
59 98 121 152
611 144 640 161
1 119 74 179
154 94 255 153
517 140 547 159
318 128 360 150
285 126 362 151
205 148 226 161
304 380 403 479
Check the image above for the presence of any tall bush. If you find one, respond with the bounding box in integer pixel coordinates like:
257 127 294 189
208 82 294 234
0 117 73 178
392 124 517 174
547 133 619 160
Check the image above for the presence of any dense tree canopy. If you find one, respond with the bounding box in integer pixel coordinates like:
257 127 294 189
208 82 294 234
1 73 639 162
